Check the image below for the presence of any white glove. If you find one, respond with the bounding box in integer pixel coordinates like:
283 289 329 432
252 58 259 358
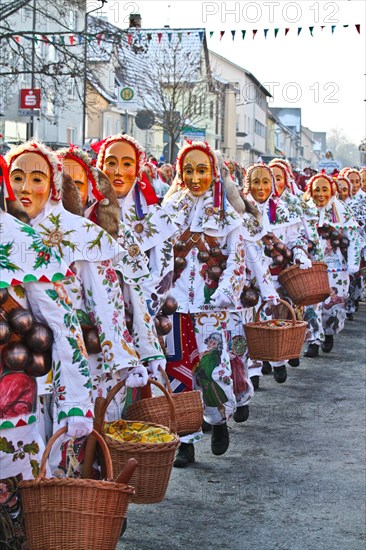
293 250 312 270
210 290 233 308
147 358 167 378
125 365 148 388
266 296 280 306
59 416 93 438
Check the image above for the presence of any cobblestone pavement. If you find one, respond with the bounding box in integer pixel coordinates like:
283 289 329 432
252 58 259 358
118 303 366 550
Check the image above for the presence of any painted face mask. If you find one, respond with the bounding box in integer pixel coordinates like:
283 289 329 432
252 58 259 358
102 141 137 198
63 158 88 207
361 170 366 192
250 167 272 203
347 171 361 196
10 152 51 219
272 166 286 197
312 177 332 207
182 149 213 197
337 178 350 202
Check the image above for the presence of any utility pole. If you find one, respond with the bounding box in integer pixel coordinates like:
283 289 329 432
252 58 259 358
27 0 36 139
82 1 106 146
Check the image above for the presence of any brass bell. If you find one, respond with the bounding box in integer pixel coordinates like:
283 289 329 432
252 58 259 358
161 295 178 316
84 328 102 354
0 288 9 305
240 287 259 308
207 265 222 281
2 342 30 371
25 323 54 352
220 261 227 271
156 315 172 336
25 351 52 377
125 310 133 330
210 246 221 258
8 308 34 336
174 257 187 271
0 320 11 345
197 250 210 263
175 240 187 251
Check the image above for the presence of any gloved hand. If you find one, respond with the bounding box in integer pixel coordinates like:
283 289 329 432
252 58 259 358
266 296 280 306
59 416 93 438
210 290 233 308
125 365 148 388
147 358 167 378
293 250 312 270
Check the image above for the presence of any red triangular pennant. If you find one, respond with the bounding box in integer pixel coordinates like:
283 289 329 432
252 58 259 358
355 24 361 34
252 29 258 39
285 28 290 36
220 31 225 40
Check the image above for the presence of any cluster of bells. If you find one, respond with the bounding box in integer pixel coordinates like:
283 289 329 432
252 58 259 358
263 233 294 267
174 240 227 282
317 226 350 259
124 295 178 338
0 289 54 377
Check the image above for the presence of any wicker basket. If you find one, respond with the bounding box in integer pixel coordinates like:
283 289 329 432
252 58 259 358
125 368 203 436
95 379 180 505
278 261 331 306
244 299 307 362
19 427 134 550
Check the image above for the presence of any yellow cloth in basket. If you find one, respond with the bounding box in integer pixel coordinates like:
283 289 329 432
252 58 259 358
104 420 174 444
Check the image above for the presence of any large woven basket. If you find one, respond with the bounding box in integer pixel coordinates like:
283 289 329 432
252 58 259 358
245 299 307 362
125 368 203 436
278 261 331 306
19 427 134 550
94 379 180 504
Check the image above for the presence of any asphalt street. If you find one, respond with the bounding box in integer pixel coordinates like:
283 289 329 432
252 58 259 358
118 303 366 550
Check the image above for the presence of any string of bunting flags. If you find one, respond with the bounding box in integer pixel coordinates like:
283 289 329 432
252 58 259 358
11 24 361 47
213 23 361 40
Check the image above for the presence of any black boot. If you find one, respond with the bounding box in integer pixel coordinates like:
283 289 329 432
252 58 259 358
346 313 354 321
304 343 319 358
321 334 334 353
273 365 287 384
288 358 300 367
173 443 195 468
261 361 272 375
251 375 260 391
202 419 212 432
233 405 249 423
211 423 229 456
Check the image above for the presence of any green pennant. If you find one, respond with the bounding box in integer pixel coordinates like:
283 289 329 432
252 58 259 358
241 30 246 40
209 31 214 38
309 26 314 36
274 28 279 38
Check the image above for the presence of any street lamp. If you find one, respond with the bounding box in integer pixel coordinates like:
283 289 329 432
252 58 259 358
82 0 107 145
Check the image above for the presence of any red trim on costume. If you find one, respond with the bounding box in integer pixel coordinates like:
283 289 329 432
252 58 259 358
138 172 159 205
0 156 16 200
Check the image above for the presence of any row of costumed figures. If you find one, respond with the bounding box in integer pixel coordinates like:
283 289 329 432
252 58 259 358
0 137 364 547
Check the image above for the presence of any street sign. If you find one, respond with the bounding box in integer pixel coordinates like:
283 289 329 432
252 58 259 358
135 110 155 130
18 109 40 117
20 89 41 110
182 126 206 141
117 86 138 111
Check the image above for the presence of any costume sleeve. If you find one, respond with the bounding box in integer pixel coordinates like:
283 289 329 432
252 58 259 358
26 281 93 422
75 260 140 374
285 222 310 263
122 281 165 362
216 226 246 306
344 225 363 274
245 240 279 301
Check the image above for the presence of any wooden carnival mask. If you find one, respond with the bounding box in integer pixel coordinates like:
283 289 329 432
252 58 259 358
347 170 361 196
63 158 88 207
10 152 51 219
272 166 286 197
182 149 213 197
337 178 350 202
249 166 272 203
311 177 332 207
102 141 137 198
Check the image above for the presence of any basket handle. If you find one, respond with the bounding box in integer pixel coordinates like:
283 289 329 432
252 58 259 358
38 426 114 481
158 366 173 394
255 298 297 326
100 377 177 434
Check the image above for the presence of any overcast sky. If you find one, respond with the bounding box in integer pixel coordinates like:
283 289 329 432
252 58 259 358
97 0 365 144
